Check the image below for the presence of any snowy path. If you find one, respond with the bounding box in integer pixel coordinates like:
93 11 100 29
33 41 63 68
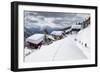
54 36 87 61
25 35 87 62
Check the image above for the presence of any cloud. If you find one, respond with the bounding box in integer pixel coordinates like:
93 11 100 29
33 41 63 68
24 11 90 29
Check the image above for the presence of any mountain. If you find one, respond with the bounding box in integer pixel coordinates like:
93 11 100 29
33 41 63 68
24 23 71 39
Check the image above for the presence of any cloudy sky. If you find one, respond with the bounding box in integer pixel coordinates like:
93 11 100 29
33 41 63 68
24 11 90 29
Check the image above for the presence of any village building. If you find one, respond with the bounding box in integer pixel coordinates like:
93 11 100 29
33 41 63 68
43 35 55 45
26 34 44 49
26 33 55 49
51 31 64 40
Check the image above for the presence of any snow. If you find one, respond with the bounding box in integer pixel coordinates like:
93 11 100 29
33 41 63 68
67 25 91 59
65 28 72 33
25 35 87 62
75 25 91 59
76 25 91 48
24 47 32 55
54 36 87 61
72 25 81 29
24 25 91 62
51 31 63 36
26 34 44 44
24 47 39 57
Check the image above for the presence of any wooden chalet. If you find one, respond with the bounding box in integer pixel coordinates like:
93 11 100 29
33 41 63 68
26 34 44 49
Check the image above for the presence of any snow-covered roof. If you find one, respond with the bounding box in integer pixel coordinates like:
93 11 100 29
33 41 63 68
51 31 63 36
72 25 81 29
26 34 44 44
